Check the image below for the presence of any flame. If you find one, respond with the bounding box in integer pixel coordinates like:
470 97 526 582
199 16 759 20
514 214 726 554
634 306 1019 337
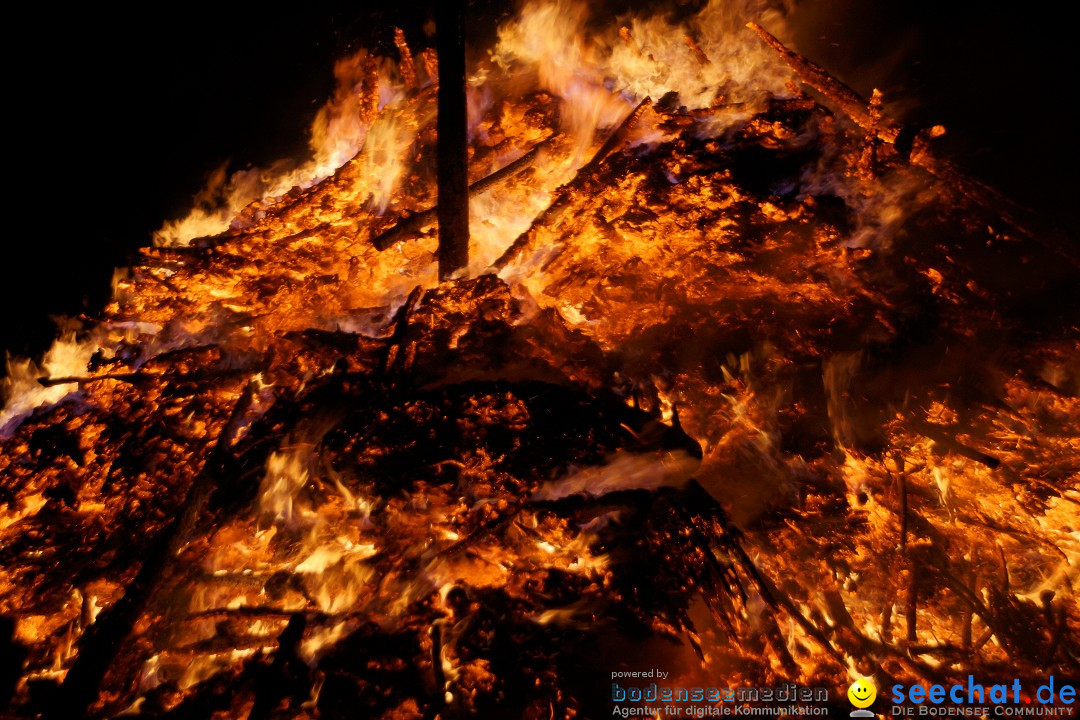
0 331 100 437
151 47 412 248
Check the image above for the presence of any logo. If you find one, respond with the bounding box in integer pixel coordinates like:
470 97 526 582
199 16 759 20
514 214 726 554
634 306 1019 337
849 678 877 717
888 675 1077 715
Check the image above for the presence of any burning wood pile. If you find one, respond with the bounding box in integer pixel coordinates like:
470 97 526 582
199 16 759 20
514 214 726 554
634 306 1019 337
1 2 1077 718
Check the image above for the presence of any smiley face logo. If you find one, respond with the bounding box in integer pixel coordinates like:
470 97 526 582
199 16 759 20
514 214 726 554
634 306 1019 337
848 678 876 708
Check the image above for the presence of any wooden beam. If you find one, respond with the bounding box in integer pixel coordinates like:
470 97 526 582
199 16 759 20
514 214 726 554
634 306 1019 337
435 0 469 280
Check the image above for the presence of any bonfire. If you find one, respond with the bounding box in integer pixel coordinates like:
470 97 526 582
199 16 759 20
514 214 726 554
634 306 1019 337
1 2 1077 719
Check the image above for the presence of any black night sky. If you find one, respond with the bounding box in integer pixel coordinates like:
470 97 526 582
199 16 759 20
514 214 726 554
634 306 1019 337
3 1 1076 364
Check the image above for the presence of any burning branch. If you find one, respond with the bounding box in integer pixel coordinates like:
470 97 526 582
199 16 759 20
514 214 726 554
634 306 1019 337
746 22 905 144
394 28 417 91
684 34 710 66
371 137 552 251
748 21 1080 269
492 97 653 271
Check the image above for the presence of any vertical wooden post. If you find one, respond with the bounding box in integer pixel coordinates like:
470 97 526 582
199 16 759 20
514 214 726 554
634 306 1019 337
435 0 469 280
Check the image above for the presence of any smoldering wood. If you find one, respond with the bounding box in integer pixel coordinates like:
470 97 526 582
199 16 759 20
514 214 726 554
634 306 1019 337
910 419 1001 469
37 367 250 388
394 28 417 91
378 285 423 378
684 34 710 66
747 23 900 142
894 452 909 549
248 614 309 720
427 622 447 715
906 570 919 643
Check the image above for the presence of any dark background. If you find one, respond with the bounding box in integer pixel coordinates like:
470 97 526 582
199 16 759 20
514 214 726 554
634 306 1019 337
3 1 1076 365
